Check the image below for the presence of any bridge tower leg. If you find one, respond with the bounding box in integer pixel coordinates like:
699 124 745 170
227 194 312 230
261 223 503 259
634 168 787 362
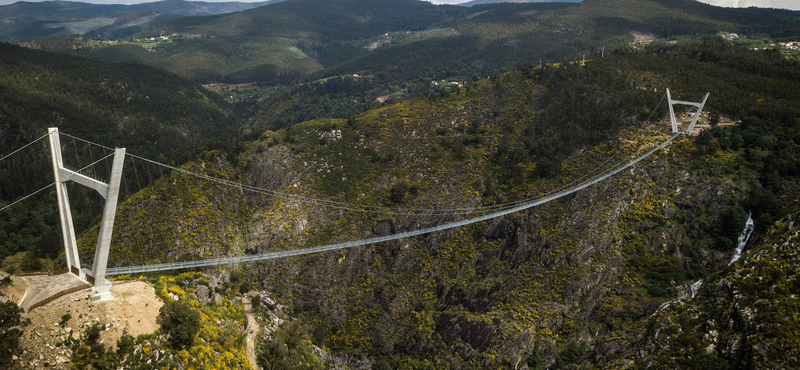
90 146 125 301
48 128 83 280
47 128 125 301
666 88 710 134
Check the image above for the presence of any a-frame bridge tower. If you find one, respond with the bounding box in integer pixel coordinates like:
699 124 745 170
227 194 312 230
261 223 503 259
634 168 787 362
47 128 125 301
667 88 710 135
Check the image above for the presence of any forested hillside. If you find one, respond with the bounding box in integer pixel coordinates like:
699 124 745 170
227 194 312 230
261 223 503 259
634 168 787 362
21 0 800 136
1 0 800 367
85 0 800 133
237 42 800 369
56 41 800 369
0 0 276 42
0 42 238 268
35 0 800 87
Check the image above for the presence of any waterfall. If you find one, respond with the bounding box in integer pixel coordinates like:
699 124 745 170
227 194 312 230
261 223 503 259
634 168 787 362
654 213 756 312
730 212 755 264
685 212 754 302
690 279 704 299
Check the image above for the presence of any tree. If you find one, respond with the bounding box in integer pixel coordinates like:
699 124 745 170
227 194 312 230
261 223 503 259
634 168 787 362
157 300 201 349
79 322 107 359
553 341 586 369
709 110 720 127
0 301 24 368
257 319 323 370
526 347 543 370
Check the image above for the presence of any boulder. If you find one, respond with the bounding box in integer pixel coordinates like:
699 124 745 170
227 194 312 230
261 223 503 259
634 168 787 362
196 285 210 304
252 292 276 309
207 271 230 289
312 345 331 364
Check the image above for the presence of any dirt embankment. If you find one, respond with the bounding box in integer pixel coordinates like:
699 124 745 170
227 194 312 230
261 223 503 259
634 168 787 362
12 281 162 369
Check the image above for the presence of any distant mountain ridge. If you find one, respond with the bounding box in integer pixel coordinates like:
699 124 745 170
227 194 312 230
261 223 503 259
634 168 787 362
458 0 581 6
0 0 281 41
125 0 797 82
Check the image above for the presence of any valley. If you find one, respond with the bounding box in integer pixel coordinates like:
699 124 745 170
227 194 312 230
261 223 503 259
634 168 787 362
1 0 800 369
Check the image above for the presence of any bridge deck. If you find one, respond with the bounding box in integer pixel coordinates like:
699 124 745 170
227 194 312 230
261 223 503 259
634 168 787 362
106 133 681 275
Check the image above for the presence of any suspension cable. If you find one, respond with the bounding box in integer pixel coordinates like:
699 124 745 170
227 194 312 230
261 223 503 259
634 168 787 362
0 133 50 163
106 133 681 275
0 183 55 212
54 97 669 217
58 125 664 217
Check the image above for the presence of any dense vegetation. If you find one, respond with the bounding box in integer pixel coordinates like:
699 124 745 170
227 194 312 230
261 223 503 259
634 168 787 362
158 299 202 349
623 211 800 369
0 42 238 266
2 0 800 368
135 0 800 133
0 300 25 368
21 0 800 136
233 41 800 369
0 0 271 42
5 38 798 369
30 0 800 86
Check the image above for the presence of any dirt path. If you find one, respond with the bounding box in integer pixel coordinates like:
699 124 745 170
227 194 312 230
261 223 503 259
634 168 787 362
243 297 261 370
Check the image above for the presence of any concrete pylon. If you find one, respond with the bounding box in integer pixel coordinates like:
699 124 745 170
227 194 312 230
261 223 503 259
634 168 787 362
47 128 125 301
666 89 710 134
47 128 83 280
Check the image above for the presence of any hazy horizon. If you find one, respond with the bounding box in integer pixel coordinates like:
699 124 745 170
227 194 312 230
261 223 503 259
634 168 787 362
0 0 797 11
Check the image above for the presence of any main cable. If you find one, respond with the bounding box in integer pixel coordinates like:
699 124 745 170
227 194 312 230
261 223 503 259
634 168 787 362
0 183 56 212
0 133 50 163
56 93 668 217
106 133 681 275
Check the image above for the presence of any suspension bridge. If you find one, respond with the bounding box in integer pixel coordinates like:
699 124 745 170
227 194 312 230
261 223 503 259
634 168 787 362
0 89 707 302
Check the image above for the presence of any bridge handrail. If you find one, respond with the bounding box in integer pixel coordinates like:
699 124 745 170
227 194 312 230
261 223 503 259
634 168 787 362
106 133 680 276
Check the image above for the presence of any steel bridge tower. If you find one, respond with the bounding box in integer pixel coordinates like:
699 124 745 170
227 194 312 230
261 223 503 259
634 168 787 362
48 128 125 301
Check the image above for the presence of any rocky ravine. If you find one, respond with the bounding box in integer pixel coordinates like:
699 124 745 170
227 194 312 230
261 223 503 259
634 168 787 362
234 120 753 368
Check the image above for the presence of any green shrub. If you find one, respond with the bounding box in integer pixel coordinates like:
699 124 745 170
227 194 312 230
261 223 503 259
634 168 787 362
59 313 72 327
0 301 23 368
526 349 543 370
553 341 586 369
373 359 393 370
116 335 134 355
157 300 201 349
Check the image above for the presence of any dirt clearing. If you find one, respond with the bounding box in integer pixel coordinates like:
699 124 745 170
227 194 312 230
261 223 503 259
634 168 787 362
13 280 163 369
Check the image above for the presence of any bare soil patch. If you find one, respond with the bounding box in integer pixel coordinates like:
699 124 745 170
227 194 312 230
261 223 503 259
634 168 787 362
631 31 657 42
0 274 28 303
13 281 163 369
243 297 261 370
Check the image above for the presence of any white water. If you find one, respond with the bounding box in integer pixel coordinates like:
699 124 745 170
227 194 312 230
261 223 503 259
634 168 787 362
690 279 704 299
660 213 754 310
730 213 755 264
687 212 754 301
